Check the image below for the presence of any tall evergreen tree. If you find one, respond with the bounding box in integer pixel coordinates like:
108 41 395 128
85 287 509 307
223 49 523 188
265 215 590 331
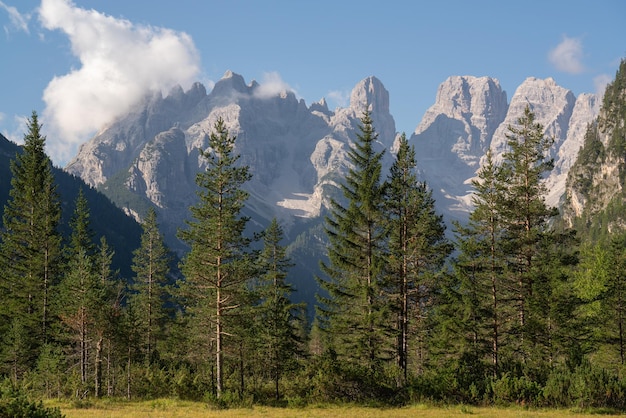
452 149 509 377
0 111 61 374
178 117 253 398
318 110 389 370
499 104 557 363
255 218 303 400
129 208 171 367
576 234 626 366
384 133 451 380
66 188 96 260
92 236 120 398
57 247 98 387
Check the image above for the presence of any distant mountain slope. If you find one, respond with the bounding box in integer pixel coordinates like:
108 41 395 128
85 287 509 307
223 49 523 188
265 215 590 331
411 76 599 224
66 71 398 253
561 59 626 241
0 133 142 278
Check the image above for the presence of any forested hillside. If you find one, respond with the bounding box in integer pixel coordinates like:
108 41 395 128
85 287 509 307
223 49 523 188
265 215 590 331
0 132 142 278
1 60 626 411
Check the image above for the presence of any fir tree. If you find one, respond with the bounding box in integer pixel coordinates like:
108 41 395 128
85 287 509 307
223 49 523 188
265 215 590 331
499 105 557 363
318 110 389 371
178 117 253 398
384 133 451 380
255 218 303 400
129 208 171 367
66 188 96 260
0 111 61 373
452 149 508 377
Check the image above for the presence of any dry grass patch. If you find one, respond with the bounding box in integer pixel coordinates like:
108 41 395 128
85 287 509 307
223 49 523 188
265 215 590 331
45 399 610 418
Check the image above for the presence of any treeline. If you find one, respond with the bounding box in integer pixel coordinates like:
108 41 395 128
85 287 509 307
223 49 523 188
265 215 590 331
1 65 626 411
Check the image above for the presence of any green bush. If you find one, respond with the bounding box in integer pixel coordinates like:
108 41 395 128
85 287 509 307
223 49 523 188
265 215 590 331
542 362 626 409
488 373 542 406
0 379 64 418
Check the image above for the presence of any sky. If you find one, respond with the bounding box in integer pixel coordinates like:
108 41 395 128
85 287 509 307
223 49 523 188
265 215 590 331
0 0 625 166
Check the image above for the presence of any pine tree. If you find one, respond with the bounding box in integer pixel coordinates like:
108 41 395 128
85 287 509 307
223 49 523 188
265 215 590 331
129 208 171 367
499 105 557 363
255 218 303 400
452 149 509 377
92 236 120 398
178 117 253 398
318 110 389 371
384 134 451 380
57 247 98 387
0 111 61 374
66 188 96 260
584 233 626 365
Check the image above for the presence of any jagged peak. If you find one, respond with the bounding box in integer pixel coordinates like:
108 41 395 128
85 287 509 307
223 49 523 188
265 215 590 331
349 76 389 114
186 81 207 98
310 97 331 115
210 70 249 98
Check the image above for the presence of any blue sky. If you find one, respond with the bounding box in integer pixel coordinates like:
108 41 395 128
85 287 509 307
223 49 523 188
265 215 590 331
1 0 625 165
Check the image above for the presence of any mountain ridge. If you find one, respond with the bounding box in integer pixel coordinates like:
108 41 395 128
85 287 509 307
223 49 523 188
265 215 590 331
64 71 601 254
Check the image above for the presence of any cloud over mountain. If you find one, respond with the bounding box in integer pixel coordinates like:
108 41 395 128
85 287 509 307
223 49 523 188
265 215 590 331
38 0 200 164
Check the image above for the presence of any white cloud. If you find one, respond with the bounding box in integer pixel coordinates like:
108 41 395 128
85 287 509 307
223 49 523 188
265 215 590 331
548 35 585 74
0 1 30 34
327 89 350 108
253 72 296 99
38 0 200 165
593 74 612 96
0 114 29 145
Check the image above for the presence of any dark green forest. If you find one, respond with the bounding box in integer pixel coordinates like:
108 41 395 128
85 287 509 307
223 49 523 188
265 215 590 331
1 60 626 412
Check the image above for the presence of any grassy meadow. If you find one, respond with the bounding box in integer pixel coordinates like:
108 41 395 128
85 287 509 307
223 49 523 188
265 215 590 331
45 399 613 418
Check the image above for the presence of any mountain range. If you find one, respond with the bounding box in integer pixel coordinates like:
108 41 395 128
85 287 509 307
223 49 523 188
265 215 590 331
64 71 600 251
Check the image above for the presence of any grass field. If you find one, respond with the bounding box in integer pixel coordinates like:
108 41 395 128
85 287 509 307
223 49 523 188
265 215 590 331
45 399 614 418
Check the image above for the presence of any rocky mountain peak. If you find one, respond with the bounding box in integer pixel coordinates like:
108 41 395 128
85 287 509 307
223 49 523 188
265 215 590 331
210 70 250 98
350 76 389 114
65 71 601 252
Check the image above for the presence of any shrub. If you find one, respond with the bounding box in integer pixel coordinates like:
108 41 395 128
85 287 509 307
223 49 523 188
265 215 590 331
0 379 64 418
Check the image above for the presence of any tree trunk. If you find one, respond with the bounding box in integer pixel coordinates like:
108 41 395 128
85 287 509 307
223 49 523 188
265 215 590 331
216 283 223 398
94 336 103 397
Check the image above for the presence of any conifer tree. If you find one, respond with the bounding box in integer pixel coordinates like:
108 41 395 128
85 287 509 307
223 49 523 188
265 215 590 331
130 208 171 367
0 111 61 373
499 105 557 363
318 110 389 370
577 234 626 365
66 188 96 260
452 149 508 377
92 236 120 397
255 218 302 400
57 247 98 386
178 117 253 398
384 134 450 380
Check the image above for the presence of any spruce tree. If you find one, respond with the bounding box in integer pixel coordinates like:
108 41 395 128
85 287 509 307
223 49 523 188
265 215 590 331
384 133 451 380
452 149 508 377
130 208 171 367
57 247 98 386
0 111 61 374
178 117 253 398
66 188 96 260
255 218 302 400
499 105 557 363
318 110 389 371
92 236 120 398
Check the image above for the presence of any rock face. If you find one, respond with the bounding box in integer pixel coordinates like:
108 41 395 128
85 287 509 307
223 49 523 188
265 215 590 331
409 76 508 221
410 76 600 223
66 71 397 251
